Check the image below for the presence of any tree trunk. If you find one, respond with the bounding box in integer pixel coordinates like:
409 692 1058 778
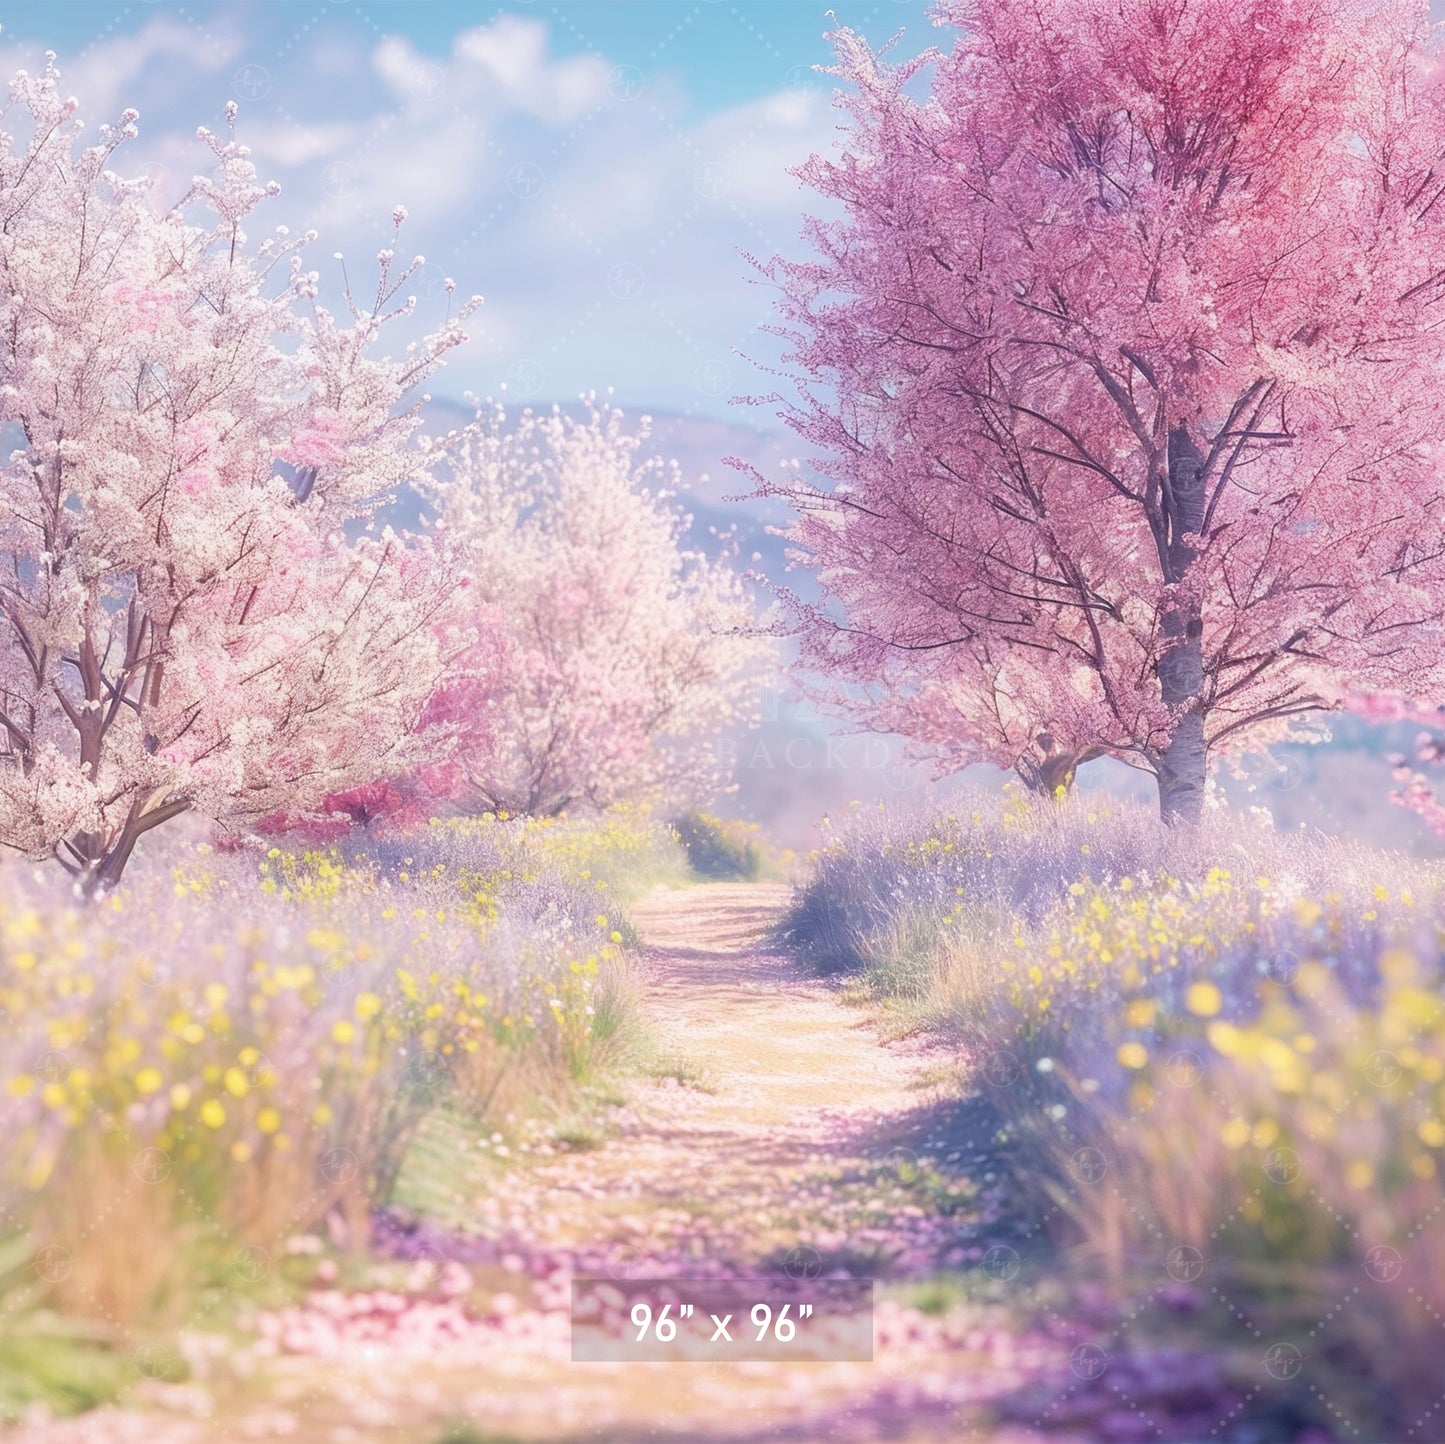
72 796 191 900
1156 663 1206 824
1156 423 1208 826
79 844 133 901
1017 738 1105 799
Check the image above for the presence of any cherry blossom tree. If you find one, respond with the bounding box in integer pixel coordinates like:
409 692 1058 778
419 397 767 818
1345 688 1445 835
736 0 1445 822
0 58 483 892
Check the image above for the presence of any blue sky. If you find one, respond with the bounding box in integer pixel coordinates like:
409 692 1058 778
2 1 1427 838
0 0 940 430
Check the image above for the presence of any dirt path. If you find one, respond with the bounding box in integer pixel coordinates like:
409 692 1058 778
6 884 1071 1444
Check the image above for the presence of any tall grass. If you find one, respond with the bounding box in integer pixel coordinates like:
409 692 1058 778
0 811 662 1345
670 810 774 880
786 787 1445 1438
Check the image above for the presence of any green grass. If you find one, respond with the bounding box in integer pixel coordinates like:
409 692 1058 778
391 1105 498 1225
0 1317 132 1422
671 810 767 881
430 1426 531 1444
641 1048 721 1094
550 1121 604 1152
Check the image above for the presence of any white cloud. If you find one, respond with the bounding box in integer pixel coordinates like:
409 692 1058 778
372 35 449 105
450 15 610 125
0 7 846 420
61 15 242 126
693 88 835 209
454 15 547 87
371 18 610 128
241 118 355 170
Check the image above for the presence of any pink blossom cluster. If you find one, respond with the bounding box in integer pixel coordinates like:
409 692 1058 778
418 396 770 818
248 1266 570 1368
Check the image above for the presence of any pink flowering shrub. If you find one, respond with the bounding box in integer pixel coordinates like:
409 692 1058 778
418 397 769 818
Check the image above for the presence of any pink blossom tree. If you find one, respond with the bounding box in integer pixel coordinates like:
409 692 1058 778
1345 688 1445 836
736 0 1445 822
420 397 768 818
0 59 483 892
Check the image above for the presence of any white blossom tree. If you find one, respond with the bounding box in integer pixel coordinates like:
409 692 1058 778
420 397 768 817
0 59 483 892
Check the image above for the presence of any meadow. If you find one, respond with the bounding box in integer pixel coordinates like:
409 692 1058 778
3 789 1441 1441
785 787 1445 1441
8 0 1445 1438
0 807 702 1421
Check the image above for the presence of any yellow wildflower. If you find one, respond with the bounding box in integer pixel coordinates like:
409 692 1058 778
1220 1117 1251 1149
1186 981 1222 1017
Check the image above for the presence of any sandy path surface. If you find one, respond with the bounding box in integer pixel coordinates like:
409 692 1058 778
5 884 1074 1444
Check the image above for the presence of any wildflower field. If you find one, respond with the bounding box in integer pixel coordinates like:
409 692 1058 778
785 790 1445 1440
4 789 1443 1441
0 809 683 1422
